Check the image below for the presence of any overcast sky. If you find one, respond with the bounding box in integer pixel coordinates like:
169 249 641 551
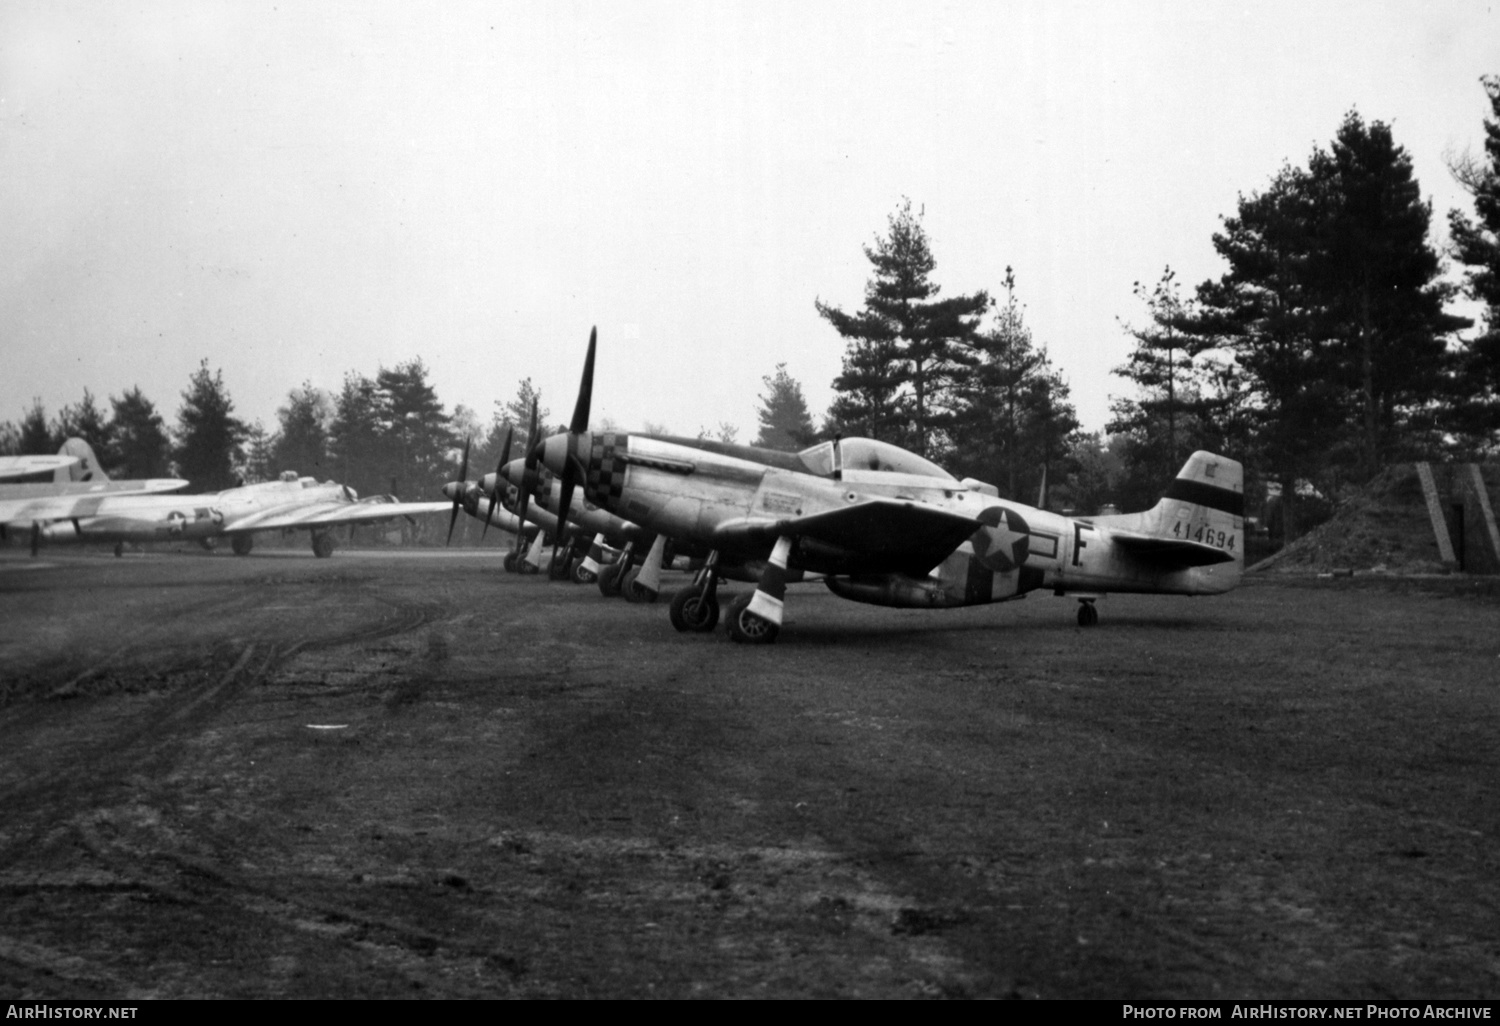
3 1 1497 456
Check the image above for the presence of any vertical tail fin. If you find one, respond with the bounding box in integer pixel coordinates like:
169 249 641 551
55 438 108 483
1089 451 1244 593
1155 451 1245 588
1158 452 1244 524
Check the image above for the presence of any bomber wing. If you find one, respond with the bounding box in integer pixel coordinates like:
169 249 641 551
0 485 183 528
223 498 452 534
713 499 983 574
1107 529 1236 567
0 455 78 481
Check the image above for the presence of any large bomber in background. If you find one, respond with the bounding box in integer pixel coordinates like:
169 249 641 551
14 471 449 558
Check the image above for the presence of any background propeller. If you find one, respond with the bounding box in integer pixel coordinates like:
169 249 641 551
446 436 471 546
481 425 512 542
512 400 539 566
549 327 596 575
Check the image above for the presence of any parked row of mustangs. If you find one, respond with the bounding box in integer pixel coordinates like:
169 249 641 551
442 328 1244 644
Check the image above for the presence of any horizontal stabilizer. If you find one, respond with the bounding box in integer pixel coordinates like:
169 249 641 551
1110 530 1236 567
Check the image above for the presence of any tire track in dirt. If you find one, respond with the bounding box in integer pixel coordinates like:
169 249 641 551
0 586 451 997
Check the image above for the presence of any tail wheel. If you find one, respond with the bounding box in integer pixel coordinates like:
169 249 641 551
726 592 779 645
669 587 719 633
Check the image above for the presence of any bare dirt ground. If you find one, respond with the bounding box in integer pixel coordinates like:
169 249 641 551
1 549 1497 999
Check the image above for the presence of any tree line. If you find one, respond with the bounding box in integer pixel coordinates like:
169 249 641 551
811 83 1500 543
8 80 1497 552
1 360 467 503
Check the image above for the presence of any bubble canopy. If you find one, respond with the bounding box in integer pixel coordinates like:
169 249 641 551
796 439 955 481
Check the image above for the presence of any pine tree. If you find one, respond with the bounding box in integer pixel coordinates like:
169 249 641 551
329 372 384 497
174 361 249 492
1308 111 1469 474
950 269 1078 503
818 199 989 458
1192 165 1343 541
108 387 173 479
1109 269 1219 474
376 359 451 501
496 378 550 454
54 389 113 463
241 422 274 483
1447 75 1500 451
752 364 816 451
18 399 52 454
272 382 332 479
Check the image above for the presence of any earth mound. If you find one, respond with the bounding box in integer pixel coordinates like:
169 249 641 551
1253 463 1500 575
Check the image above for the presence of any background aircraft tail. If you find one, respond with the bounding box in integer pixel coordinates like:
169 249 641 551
54 438 108 483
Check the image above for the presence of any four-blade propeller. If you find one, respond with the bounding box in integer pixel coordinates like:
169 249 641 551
445 436 472 546
548 326 596 575
481 425 513 543
440 327 596 578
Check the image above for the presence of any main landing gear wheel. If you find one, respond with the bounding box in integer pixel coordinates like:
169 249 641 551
669 587 720 633
621 567 657 604
114 542 125 558
231 535 253 556
1077 600 1099 627
598 562 625 598
572 561 598 585
548 554 572 581
312 533 335 559
726 592 779 645
503 550 519 573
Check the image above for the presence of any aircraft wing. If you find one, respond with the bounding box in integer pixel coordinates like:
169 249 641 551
1108 529 1236 567
0 480 190 527
0 455 78 481
713 499 982 571
222 498 452 534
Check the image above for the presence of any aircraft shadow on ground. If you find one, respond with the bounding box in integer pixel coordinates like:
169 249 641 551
662 588 1227 644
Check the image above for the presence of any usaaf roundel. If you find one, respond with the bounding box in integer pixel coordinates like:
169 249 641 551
971 504 1029 571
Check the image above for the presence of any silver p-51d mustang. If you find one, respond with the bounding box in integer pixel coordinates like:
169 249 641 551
529 330 1243 643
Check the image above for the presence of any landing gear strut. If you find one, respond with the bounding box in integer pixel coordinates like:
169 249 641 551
599 541 635 597
726 536 793 645
669 551 720 632
726 592 778 644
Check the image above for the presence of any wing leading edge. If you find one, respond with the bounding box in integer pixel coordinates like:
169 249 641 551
223 499 451 534
713 499 982 572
